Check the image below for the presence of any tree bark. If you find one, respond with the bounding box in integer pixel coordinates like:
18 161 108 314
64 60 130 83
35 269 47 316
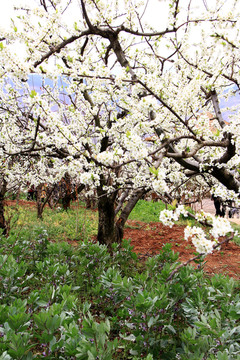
61 173 72 210
97 190 118 246
36 185 44 220
97 186 148 247
116 188 148 241
0 179 7 235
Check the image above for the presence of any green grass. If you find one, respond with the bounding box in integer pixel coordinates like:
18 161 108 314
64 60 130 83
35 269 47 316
230 223 240 245
128 199 172 222
6 201 98 243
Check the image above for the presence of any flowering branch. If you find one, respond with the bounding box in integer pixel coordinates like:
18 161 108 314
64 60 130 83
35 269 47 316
166 232 234 281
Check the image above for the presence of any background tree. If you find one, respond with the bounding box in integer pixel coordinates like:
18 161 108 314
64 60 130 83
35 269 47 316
0 0 239 245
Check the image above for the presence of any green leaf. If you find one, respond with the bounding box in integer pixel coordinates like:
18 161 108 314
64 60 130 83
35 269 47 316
149 166 158 176
121 333 136 341
87 351 95 360
30 90 37 98
0 352 12 360
74 22 78 31
148 316 155 328
164 324 176 334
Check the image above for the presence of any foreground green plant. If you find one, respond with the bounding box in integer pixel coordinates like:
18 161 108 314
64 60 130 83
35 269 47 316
1 230 239 359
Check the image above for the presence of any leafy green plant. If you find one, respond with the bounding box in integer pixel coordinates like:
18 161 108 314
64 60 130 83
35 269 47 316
0 254 32 301
0 201 240 359
76 312 118 360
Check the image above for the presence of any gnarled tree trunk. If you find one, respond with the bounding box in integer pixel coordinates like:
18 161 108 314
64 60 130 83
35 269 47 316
97 184 148 247
97 189 118 246
116 188 148 241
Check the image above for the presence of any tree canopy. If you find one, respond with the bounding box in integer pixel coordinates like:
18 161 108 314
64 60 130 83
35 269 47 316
0 0 239 245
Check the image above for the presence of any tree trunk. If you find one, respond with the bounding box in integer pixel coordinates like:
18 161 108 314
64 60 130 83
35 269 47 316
36 183 57 218
97 191 118 246
116 188 148 241
0 179 7 235
36 185 44 220
62 195 71 210
61 172 72 210
97 186 149 247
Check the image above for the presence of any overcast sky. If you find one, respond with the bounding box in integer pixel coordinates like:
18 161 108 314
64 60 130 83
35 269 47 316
0 0 184 30
0 0 235 29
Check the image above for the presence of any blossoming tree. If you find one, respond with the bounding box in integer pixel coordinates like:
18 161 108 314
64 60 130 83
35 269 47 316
0 0 239 247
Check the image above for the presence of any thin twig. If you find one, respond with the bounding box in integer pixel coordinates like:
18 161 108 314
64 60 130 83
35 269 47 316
166 232 234 281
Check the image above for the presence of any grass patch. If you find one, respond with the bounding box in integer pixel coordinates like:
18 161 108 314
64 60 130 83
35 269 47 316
6 201 98 243
129 199 172 222
5 198 240 246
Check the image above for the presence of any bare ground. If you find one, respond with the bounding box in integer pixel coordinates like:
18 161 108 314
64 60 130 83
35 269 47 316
124 220 240 280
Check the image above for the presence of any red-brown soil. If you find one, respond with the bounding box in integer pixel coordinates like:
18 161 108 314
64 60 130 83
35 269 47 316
124 220 240 280
4 200 37 207
4 200 240 280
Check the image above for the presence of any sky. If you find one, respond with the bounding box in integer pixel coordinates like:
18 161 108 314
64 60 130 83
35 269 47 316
0 0 167 28
1 0 236 30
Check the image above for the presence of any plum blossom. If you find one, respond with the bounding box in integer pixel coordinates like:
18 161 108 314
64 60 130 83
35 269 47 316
160 207 234 254
152 168 169 194
159 209 178 228
96 151 114 166
80 172 100 186
210 217 233 240
184 226 216 254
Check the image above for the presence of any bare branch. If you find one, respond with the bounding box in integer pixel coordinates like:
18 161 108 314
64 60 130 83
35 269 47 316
33 31 91 68
165 139 229 159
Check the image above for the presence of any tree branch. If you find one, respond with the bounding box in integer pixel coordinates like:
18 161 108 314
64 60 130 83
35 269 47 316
33 31 91 68
167 232 234 281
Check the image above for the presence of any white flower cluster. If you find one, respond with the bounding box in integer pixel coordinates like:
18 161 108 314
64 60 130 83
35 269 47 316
195 211 214 223
210 217 234 240
152 168 169 194
159 207 234 254
152 178 168 195
80 172 100 186
96 151 114 166
184 226 216 254
159 205 188 228
196 210 237 240
121 132 150 161
159 209 177 228
133 147 148 161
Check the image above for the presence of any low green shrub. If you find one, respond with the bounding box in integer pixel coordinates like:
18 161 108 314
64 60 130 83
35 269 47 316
1 199 240 359
0 233 239 359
